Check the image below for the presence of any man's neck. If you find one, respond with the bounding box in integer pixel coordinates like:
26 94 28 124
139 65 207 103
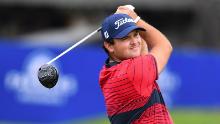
109 57 121 63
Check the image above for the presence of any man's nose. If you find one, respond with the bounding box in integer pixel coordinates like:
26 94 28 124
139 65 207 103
130 37 138 44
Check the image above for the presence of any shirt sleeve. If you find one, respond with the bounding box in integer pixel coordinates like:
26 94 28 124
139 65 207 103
127 54 158 97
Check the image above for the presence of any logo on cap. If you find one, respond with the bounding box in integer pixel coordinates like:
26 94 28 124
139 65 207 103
104 31 109 39
114 17 134 30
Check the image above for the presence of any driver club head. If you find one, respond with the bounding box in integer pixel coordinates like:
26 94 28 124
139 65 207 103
38 64 59 88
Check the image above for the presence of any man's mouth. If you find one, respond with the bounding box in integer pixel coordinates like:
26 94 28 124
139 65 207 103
130 45 139 50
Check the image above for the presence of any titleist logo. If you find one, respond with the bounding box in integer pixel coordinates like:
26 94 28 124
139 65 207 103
114 17 134 30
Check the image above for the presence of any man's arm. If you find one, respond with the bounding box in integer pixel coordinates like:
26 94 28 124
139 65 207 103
137 19 173 74
116 6 173 74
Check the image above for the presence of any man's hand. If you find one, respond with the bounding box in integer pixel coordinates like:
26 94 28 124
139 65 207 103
115 5 138 20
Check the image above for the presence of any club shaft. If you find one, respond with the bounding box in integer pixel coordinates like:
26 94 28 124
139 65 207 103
47 27 102 65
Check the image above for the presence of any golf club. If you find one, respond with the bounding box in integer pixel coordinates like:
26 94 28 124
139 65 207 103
37 27 101 88
38 5 135 88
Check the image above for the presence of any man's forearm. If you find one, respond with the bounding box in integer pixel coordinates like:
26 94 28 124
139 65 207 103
137 19 172 51
137 19 173 73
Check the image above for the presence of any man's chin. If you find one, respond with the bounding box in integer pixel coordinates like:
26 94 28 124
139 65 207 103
120 53 141 60
128 54 140 59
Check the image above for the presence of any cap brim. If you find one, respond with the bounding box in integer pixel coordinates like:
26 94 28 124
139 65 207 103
113 26 146 39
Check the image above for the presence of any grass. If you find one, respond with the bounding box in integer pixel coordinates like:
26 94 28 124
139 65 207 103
170 109 220 124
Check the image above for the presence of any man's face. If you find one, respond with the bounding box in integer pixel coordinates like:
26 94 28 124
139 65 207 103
107 30 142 61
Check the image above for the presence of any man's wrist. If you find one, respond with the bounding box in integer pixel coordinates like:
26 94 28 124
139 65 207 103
134 16 141 23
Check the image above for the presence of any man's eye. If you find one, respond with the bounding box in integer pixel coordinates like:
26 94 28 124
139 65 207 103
121 36 128 40
134 32 139 37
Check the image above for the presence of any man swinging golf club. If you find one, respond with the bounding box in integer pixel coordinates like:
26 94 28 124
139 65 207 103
99 5 173 124
37 4 173 123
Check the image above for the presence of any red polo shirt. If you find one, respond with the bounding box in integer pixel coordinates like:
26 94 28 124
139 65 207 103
99 54 173 124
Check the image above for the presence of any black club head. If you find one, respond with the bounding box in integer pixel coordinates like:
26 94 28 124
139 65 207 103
38 64 59 88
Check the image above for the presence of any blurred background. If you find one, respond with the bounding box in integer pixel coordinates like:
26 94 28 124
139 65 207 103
0 0 220 124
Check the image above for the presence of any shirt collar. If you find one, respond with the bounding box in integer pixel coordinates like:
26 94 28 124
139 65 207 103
105 58 120 68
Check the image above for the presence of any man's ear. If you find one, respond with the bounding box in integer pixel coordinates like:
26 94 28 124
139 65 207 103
104 41 114 53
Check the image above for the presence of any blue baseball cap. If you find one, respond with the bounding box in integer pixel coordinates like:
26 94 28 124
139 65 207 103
101 14 145 42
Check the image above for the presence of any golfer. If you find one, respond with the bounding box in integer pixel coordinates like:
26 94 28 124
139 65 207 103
99 5 173 124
